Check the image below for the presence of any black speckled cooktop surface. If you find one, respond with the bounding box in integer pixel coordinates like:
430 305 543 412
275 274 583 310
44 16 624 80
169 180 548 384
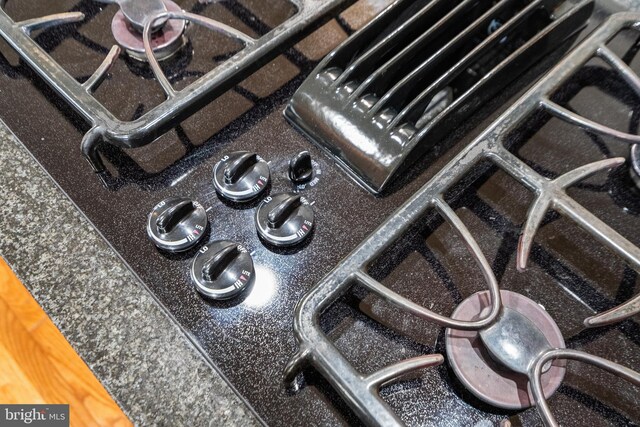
0 0 639 425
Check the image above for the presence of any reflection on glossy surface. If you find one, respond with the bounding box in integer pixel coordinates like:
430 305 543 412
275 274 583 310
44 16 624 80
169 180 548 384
244 264 279 309
170 169 195 186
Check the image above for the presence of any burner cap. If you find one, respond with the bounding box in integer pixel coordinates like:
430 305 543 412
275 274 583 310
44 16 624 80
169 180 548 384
445 290 566 410
111 0 186 62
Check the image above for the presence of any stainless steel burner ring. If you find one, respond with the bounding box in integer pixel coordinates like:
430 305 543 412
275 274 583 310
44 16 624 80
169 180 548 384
111 0 186 61
445 290 567 410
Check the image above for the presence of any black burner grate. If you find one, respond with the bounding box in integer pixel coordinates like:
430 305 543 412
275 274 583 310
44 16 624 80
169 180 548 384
285 12 640 426
0 0 353 178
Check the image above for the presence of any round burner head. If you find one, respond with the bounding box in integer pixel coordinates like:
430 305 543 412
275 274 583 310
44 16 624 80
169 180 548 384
445 290 566 410
111 0 186 62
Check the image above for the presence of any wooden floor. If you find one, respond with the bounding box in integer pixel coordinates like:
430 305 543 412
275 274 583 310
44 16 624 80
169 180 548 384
0 257 132 427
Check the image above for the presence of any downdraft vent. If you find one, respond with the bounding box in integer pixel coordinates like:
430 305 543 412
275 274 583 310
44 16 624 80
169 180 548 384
285 0 595 194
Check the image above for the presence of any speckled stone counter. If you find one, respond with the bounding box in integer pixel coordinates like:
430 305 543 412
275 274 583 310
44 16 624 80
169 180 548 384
0 121 260 426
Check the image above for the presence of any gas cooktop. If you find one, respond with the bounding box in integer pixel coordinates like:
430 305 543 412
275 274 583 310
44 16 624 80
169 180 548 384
0 0 638 426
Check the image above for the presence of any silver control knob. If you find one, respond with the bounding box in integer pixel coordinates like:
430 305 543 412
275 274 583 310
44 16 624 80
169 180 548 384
191 240 254 300
147 197 208 252
213 151 270 202
255 193 314 247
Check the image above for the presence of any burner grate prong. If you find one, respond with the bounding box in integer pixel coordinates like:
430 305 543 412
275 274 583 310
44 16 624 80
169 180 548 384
529 348 640 427
540 98 640 144
82 45 121 94
142 10 257 99
584 294 640 327
597 44 640 98
511 156 627 271
364 354 444 390
539 41 640 144
15 12 85 35
353 196 502 330
492 147 640 325
554 192 640 278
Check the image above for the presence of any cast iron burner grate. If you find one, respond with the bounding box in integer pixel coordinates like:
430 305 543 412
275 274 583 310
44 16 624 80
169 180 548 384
285 12 640 427
0 0 352 180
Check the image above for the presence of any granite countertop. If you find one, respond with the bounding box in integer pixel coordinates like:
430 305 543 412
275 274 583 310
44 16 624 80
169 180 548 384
0 120 260 426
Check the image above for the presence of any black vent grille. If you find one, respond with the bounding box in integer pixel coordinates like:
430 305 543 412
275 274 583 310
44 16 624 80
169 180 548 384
286 0 595 194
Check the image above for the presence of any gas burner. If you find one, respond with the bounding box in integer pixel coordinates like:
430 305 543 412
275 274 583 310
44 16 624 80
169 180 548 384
110 0 186 62
446 290 566 410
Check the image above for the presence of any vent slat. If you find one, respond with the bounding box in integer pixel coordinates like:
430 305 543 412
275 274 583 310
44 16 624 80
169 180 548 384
393 0 546 128
349 0 479 100
320 0 413 75
335 0 453 88
370 0 527 117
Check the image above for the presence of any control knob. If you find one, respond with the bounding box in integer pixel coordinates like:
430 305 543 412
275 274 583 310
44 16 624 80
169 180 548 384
213 151 270 202
191 240 254 300
255 193 314 247
147 197 208 252
289 151 313 184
